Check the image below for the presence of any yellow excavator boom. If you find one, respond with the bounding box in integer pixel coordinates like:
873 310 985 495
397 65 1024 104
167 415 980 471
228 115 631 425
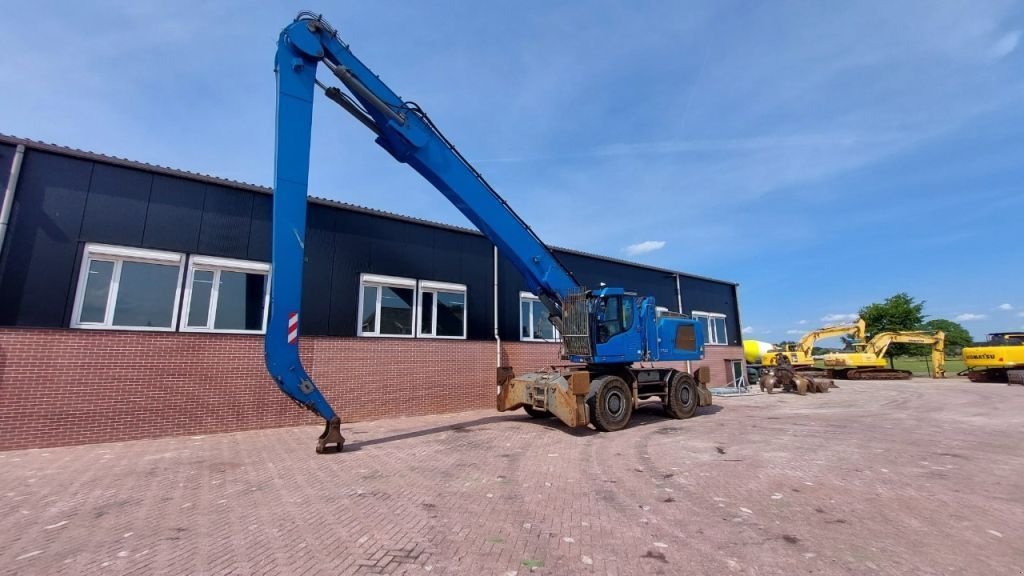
762 319 866 367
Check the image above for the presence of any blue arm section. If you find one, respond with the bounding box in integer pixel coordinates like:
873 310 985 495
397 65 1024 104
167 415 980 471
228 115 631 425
264 22 337 422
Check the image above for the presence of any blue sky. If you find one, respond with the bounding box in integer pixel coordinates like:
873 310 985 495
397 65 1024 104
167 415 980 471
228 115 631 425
2 1 1023 342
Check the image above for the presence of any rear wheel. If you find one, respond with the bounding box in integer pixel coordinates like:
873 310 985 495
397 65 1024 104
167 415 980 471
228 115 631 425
523 406 553 418
588 376 633 432
665 373 698 419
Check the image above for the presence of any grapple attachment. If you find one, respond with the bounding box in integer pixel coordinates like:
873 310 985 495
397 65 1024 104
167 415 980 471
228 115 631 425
316 417 346 454
497 368 590 428
765 365 835 395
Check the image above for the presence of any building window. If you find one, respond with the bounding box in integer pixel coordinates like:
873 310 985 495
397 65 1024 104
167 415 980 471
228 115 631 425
418 280 467 339
181 256 270 333
520 292 560 342
71 244 185 331
693 311 728 345
359 274 417 337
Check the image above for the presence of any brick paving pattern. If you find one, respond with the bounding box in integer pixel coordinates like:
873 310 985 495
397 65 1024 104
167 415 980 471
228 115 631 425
1 378 1022 575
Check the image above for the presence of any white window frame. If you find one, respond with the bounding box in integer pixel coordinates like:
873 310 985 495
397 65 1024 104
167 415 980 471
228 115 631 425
180 255 271 335
71 243 186 332
519 291 561 342
693 310 728 345
417 280 468 340
357 274 417 338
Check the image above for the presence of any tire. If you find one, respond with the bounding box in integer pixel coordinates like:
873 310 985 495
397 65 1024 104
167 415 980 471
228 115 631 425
665 373 698 419
587 376 633 432
523 406 553 419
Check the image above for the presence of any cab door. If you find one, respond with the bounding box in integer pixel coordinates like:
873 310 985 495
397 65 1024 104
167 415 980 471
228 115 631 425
593 295 643 363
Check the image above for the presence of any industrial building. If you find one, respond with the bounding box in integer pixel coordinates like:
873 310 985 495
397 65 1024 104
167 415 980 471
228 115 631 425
0 135 743 450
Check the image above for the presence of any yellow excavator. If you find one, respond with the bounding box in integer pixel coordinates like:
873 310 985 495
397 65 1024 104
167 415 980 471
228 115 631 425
823 330 945 380
762 319 867 376
962 332 1024 383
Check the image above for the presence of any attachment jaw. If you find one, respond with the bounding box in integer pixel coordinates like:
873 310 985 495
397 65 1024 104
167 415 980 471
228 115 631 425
315 417 345 454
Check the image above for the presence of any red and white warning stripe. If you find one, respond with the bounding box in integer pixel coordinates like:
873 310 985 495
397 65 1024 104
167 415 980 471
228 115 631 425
287 312 299 344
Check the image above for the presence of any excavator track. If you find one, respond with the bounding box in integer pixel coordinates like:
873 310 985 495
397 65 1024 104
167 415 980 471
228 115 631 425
839 368 913 380
966 368 1008 383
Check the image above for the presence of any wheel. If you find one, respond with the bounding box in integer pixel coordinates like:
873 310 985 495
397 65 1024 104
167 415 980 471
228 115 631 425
587 376 633 432
523 406 553 418
665 373 698 419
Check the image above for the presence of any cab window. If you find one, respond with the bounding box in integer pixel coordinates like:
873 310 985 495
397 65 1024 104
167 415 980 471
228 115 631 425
597 295 634 343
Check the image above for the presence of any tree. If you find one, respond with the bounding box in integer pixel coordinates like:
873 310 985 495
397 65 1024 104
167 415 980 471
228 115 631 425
922 318 973 355
858 293 927 363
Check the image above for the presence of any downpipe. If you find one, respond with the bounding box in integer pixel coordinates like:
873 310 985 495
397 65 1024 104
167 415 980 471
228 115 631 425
676 274 692 374
0 145 25 255
494 245 516 400
494 245 501 374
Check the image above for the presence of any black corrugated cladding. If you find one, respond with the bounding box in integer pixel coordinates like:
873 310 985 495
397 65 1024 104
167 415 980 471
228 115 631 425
678 276 741 346
0 144 14 193
0 139 739 344
0 146 495 338
294 204 493 338
0 150 92 327
144 175 206 253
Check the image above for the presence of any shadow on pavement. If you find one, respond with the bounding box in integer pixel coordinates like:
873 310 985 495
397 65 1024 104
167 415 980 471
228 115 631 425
343 410 594 451
344 401 723 451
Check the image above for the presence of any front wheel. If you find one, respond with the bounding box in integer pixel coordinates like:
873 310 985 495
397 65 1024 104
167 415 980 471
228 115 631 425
587 376 633 432
665 373 699 419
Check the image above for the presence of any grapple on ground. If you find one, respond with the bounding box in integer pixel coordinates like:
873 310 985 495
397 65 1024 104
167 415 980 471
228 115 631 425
760 365 835 395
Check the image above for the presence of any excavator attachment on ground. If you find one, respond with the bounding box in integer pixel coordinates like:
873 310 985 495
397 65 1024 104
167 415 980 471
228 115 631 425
759 356 834 395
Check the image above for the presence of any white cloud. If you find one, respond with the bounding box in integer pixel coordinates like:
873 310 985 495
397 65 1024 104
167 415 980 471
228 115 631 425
997 303 1013 311
624 240 666 256
742 326 754 334
955 313 987 322
786 329 804 335
1018 311 1024 317
821 313 858 323
797 319 808 325
989 30 1021 60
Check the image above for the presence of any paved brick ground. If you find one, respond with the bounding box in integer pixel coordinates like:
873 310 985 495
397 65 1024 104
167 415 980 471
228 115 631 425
1 378 1022 575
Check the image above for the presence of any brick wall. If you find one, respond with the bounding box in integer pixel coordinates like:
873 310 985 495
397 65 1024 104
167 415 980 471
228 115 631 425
694 345 747 387
0 328 743 450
